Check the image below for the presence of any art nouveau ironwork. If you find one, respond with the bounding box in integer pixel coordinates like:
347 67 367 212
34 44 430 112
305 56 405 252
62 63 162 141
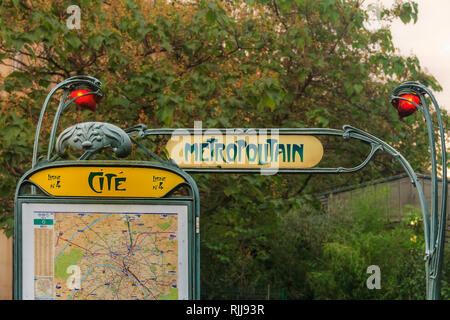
25 76 447 300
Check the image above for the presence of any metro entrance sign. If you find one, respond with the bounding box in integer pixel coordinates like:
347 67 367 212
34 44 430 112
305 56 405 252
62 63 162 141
15 161 199 300
14 76 201 300
13 76 447 300
165 130 324 170
27 165 185 197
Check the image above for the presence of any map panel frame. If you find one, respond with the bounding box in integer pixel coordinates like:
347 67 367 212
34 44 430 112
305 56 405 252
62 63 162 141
14 198 195 300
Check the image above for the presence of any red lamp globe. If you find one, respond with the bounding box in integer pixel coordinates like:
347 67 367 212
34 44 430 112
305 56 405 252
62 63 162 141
393 93 420 119
70 89 98 111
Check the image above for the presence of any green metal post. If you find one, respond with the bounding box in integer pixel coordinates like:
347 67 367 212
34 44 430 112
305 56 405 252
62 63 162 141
391 82 448 300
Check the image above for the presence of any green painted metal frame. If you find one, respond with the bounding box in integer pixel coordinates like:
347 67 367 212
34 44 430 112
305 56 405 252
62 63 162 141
32 75 103 167
22 75 201 300
14 160 201 300
390 82 447 300
140 124 446 299
21 75 447 300
139 126 391 174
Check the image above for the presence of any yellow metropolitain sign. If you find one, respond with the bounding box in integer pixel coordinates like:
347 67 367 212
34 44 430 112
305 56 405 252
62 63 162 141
165 134 324 169
28 166 185 197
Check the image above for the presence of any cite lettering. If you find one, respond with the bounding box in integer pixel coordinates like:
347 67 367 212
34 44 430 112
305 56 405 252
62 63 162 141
88 171 126 193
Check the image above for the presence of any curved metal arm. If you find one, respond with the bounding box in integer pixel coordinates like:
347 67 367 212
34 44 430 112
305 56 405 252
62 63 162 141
391 86 439 244
47 89 103 161
137 124 438 298
32 75 102 168
343 125 431 254
139 127 386 174
391 82 448 300
139 126 430 241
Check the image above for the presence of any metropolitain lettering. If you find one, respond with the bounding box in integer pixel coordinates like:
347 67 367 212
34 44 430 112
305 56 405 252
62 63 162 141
184 138 303 165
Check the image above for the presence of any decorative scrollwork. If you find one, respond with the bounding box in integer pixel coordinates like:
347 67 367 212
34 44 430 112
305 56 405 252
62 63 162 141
56 122 132 159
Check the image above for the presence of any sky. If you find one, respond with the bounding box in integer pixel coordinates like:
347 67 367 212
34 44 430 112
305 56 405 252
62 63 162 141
376 0 450 113
368 1 449 178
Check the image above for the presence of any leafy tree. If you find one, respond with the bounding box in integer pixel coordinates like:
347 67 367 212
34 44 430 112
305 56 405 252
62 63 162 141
0 0 447 297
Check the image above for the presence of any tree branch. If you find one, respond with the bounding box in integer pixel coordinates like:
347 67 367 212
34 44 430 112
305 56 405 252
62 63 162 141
271 0 289 31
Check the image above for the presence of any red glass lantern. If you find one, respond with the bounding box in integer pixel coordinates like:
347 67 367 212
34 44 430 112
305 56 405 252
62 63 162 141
70 89 98 111
392 93 420 119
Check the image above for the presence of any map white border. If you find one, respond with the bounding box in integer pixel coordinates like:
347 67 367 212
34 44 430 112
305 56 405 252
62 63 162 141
22 202 189 300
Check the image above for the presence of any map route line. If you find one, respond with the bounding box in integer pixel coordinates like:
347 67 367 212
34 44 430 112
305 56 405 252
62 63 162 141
83 283 106 299
114 272 128 300
68 263 152 300
55 214 111 260
68 263 123 300
67 261 157 300
129 231 176 255
134 251 160 281
51 211 179 300
78 215 116 254
58 237 96 255
126 217 133 252
125 265 156 299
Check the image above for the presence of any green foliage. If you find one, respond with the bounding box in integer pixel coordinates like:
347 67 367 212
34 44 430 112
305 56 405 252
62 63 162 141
302 188 432 300
202 186 449 300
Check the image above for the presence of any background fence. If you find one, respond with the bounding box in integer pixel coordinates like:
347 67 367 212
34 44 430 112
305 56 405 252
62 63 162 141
316 173 450 242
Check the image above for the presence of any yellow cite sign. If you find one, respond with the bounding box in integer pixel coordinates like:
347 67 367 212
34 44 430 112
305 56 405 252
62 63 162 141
166 134 324 169
28 166 185 197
